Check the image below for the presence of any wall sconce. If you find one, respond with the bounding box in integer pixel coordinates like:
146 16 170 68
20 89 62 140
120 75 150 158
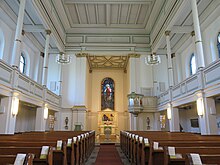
44 106 48 120
167 104 172 120
196 98 204 116
12 97 19 117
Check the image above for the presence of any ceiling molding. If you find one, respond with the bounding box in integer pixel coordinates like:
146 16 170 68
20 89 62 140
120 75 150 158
64 0 153 5
75 52 140 73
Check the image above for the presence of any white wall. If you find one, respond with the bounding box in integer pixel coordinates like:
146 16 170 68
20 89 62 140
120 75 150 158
61 55 87 108
0 17 42 82
0 19 14 63
154 55 169 92
175 4 220 82
47 54 60 94
15 105 36 132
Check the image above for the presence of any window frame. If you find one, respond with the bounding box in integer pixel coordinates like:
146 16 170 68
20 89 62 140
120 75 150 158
190 53 196 75
19 53 26 74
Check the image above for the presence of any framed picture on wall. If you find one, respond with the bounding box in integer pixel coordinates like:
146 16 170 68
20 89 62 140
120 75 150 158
190 118 199 128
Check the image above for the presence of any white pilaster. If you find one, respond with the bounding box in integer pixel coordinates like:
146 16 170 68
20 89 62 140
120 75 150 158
42 30 51 86
72 106 87 130
165 31 174 87
11 0 26 68
35 107 46 131
74 57 87 105
133 115 138 131
154 112 161 131
54 111 62 131
152 65 158 96
0 94 18 134
198 95 217 135
191 0 205 69
169 107 180 132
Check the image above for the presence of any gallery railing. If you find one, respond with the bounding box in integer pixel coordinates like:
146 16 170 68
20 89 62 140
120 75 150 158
0 59 60 107
157 59 220 108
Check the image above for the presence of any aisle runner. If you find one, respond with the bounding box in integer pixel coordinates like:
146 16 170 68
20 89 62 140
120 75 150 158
95 144 124 165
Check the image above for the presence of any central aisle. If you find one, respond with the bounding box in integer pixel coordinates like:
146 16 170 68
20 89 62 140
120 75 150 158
95 144 124 165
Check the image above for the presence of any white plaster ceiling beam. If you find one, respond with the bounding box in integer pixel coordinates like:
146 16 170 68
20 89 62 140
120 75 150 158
135 4 142 24
23 25 45 33
106 4 111 27
171 25 193 34
126 4 131 24
75 4 81 24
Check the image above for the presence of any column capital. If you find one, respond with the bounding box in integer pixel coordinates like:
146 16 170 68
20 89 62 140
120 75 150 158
45 30 51 35
191 31 195 36
171 53 175 58
165 30 171 36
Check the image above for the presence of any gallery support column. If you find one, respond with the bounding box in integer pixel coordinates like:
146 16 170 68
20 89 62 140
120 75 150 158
191 0 205 69
11 0 26 68
42 30 51 86
165 31 174 87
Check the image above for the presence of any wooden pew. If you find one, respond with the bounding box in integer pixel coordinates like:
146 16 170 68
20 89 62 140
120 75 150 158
164 146 220 165
0 153 33 165
0 130 95 165
0 146 53 165
185 153 220 165
120 131 220 165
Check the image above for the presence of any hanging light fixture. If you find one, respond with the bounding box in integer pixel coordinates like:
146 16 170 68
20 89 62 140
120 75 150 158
145 52 161 65
56 52 71 64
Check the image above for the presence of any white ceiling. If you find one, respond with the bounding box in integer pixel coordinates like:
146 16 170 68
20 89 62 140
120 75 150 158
1 0 219 54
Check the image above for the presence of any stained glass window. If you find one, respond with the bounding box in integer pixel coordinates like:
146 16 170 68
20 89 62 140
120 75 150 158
101 78 114 110
19 53 26 73
190 53 196 75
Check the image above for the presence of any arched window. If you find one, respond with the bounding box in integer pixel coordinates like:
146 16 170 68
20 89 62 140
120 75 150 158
217 32 220 58
190 53 196 75
19 53 26 73
101 78 114 110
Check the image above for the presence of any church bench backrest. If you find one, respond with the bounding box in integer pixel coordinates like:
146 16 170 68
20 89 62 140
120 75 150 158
185 153 220 165
0 146 53 165
164 146 220 165
0 153 33 165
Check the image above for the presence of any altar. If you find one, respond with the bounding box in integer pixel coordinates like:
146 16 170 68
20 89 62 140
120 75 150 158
98 110 118 138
